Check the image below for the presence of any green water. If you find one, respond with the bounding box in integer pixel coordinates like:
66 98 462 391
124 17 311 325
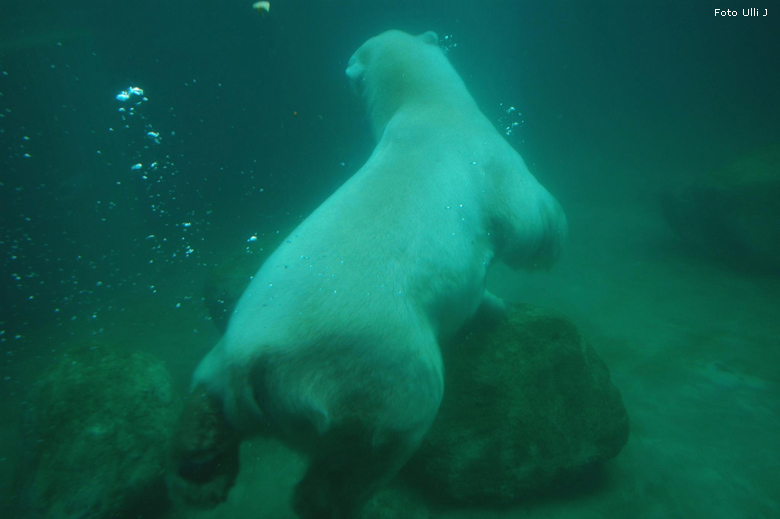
1 1 778 518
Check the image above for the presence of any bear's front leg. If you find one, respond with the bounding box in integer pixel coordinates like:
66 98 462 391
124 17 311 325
475 289 509 323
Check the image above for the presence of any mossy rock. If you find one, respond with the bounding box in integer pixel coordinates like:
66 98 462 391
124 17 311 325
403 304 629 505
661 144 780 272
16 343 180 519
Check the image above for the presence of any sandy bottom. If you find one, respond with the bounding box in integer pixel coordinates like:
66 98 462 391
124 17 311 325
2 188 778 519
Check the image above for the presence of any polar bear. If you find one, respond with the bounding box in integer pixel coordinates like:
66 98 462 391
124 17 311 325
171 30 567 518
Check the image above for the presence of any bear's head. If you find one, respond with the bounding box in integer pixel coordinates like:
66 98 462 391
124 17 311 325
346 30 472 140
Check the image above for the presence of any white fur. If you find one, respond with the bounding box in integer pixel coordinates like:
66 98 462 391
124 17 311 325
192 30 567 518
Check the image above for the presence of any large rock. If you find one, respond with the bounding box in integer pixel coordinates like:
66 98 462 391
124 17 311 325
660 144 780 273
15 344 180 519
403 304 629 505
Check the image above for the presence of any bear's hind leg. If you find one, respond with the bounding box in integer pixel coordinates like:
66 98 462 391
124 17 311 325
292 425 418 519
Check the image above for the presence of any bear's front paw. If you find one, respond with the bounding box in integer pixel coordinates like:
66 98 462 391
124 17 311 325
475 290 509 324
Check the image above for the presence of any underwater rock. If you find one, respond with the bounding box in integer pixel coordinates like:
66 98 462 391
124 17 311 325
15 344 180 519
403 304 629 505
660 144 780 273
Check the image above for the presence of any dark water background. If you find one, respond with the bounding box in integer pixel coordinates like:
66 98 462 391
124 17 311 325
1 1 778 517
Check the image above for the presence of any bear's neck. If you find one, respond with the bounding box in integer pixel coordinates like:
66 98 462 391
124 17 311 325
367 84 482 142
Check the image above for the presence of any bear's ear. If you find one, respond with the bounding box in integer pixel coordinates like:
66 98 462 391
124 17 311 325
418 31 438 46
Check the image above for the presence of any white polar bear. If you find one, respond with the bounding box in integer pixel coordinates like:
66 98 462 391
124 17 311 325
175 30 567 518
